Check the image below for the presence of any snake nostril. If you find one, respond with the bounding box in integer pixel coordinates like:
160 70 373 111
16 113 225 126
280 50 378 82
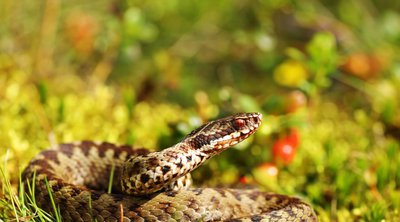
253 117 259 123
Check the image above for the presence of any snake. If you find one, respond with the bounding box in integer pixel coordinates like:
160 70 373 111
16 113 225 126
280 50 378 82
22 112 317 222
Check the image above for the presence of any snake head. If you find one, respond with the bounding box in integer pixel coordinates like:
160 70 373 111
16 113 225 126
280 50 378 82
184 112 262 152
122 113 262 195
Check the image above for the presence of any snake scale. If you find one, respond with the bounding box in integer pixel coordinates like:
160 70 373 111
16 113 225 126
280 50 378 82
22 112 317 221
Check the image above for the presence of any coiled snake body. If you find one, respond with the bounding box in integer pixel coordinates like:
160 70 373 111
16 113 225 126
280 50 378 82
23 113 317 221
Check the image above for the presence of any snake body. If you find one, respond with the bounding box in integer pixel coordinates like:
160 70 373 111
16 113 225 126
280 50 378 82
22 113 317 221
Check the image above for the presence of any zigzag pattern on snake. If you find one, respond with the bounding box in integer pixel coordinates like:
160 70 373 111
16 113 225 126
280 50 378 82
22 112 317 221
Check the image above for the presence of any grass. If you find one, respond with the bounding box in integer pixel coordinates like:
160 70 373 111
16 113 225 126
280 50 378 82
108 164 116 194
43 178 61 222
0 152 55 222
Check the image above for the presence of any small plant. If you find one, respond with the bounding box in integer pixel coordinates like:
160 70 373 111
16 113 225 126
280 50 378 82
0 152 55 222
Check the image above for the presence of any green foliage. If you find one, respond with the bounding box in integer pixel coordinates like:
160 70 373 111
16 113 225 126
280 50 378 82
1 0 400 221
306 32 339 88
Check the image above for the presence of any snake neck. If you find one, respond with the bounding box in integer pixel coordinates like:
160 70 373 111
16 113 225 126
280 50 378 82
120 142 213 196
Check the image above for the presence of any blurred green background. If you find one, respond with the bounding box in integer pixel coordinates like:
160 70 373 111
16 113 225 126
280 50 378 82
1 0 400 221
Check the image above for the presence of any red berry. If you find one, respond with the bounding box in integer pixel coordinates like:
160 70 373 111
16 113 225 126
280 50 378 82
287 128 300 148
257 163 279 177
341 53 382 80
64 11 99 54
239 176 250 184
272 138 296 165
286 90 307 113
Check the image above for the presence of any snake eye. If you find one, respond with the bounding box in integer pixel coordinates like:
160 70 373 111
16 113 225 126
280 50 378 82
233 119 246 129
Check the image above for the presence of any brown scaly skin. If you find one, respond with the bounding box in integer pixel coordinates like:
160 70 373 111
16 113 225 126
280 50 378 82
22 113 318 221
